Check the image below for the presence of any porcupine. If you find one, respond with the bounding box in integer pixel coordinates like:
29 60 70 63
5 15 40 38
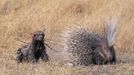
62 19 117 66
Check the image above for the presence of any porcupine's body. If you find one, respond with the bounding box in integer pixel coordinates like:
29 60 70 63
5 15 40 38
62 19 117 66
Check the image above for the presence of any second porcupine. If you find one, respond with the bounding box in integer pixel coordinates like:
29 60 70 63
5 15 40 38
62 19 117 66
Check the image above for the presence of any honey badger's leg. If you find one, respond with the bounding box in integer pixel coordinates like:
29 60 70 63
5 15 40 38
27 49 36 63
16 48 24 63
40 48 49 62
41 52 49 62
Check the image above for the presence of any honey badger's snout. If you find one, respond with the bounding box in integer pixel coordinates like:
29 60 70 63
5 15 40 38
37 35 44 41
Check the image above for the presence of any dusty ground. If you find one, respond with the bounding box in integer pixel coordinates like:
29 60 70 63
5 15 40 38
0 0 134 75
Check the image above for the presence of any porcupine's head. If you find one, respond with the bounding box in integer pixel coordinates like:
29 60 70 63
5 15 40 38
92 18 117 64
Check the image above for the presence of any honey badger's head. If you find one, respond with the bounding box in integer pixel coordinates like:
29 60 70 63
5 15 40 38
32 31 45 42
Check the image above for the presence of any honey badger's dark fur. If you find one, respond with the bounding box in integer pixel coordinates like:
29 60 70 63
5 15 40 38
62 19 117 66
16 31 49 63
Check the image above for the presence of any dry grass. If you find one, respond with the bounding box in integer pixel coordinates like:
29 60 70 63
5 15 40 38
0 0 134 75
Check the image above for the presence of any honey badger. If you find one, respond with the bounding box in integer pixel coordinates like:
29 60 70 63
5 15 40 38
16 31 49 63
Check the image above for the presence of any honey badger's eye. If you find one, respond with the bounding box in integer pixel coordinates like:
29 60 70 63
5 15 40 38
33 34 36 37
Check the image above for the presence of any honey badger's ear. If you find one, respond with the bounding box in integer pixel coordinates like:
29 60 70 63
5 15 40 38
30 32 33 35
30 32 36 38
43 29 46 32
